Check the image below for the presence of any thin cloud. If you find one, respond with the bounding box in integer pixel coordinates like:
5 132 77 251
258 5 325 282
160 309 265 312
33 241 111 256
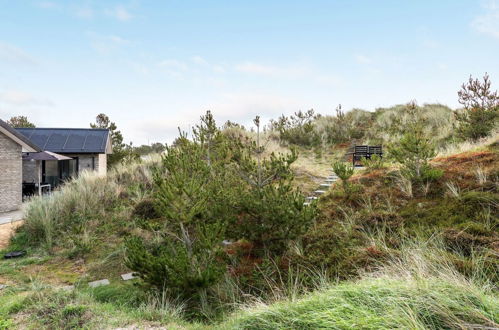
191 55 208 65
158 59 189 71
0 42 37 65
75 6 94 19
88 33 131 54
471 0 499 39
0 89 53 107
235 61 340 85
106 5 133 21
354 54 372 64
36 1 59 9
235 62 282 75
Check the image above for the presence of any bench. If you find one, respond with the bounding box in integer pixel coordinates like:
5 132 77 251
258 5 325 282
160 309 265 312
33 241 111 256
350 145 383 167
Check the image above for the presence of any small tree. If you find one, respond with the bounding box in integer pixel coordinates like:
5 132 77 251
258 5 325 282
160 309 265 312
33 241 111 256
389 102 443 185
90 113 127 168
233 116 316 255
456 73 499 141
332 161 354 193
125 112 238 313
7 115 35 128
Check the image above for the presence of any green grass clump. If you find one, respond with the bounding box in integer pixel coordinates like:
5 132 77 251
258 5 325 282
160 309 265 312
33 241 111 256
226 278 498 329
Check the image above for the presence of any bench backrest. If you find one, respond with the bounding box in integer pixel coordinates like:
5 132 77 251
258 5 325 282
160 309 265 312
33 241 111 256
368 146 383 155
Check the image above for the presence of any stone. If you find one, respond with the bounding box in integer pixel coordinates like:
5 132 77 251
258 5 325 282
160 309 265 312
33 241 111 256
306 196 318 200
0 284 7 290
319 183 331 187
303 202 311 206
88 279 110 288
314 190 326 194
121 272 137 281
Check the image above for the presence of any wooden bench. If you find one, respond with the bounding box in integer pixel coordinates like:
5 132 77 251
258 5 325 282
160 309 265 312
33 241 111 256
350 145 383 167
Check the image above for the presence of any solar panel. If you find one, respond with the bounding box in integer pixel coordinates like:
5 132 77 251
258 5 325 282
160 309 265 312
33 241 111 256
15 128 109 153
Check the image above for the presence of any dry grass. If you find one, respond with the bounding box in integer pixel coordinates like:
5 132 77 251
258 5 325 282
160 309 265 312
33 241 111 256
437 130 499 157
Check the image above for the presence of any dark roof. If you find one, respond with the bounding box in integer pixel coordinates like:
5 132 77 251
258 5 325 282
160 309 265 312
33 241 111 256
15 128 110 154
0 119 41 151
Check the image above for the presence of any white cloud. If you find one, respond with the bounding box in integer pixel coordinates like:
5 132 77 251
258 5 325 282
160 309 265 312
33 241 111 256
106 5 133 21
0 42 37 65
88 33 130 54
235 61 340 85
354 54 372 64
158 59 189 71
36 1 58 9
471 0 499 39
191 55 208 65
75 6 94 19
235 62 283 75
0 89 53 107
132 91 304 143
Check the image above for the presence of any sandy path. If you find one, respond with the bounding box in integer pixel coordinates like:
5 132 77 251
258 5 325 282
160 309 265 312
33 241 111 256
0 221 23 249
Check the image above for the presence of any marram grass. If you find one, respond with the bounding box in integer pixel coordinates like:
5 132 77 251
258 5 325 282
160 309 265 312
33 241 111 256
220 277 498 329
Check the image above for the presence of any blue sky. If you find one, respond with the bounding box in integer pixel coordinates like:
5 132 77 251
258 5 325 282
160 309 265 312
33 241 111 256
1 0 499 144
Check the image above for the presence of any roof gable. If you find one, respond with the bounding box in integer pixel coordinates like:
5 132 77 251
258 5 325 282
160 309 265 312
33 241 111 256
16 128 111 154
0 119 40 152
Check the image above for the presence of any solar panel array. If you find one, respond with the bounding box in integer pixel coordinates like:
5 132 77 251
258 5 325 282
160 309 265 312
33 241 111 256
16 128 109 153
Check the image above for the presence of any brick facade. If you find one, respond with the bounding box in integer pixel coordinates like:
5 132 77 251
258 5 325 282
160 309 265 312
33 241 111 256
0 131 22 212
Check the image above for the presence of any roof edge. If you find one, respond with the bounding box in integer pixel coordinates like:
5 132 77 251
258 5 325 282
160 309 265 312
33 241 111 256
0 119 41 152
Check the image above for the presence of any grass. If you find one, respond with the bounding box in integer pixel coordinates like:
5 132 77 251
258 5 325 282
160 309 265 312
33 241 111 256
1 111 497 328
221 244 499 329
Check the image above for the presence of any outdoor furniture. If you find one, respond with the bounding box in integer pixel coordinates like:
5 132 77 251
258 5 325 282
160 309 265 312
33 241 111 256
39 184 51 195
22 182 37 198
22 151 72 195
350 145 383 167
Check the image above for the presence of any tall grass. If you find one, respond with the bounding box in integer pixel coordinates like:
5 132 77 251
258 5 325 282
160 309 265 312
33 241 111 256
222 242 499 329
437 130 499 157
19 157 159 251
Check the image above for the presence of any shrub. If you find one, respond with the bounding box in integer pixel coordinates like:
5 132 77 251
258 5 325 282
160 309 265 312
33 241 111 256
132 199 159 220
389 102 443 194
332 161 355 193
457 73 499 141
362 154 385 171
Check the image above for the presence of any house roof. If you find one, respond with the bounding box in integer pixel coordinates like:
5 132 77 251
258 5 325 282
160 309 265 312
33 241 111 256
15 128 111 154
0 119 41 152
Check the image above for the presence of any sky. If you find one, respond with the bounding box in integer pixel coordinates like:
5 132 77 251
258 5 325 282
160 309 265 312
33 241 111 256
1 0 499 144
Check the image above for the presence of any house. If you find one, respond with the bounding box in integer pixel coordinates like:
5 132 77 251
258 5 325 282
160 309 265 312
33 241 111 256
16 127 112 187
0 119 112 213
0 119 41 212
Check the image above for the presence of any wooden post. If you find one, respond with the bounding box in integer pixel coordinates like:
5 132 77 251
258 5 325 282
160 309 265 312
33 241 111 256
37 160 42 196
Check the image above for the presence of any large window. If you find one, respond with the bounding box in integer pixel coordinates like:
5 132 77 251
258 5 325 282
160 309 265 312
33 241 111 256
42 158 79 186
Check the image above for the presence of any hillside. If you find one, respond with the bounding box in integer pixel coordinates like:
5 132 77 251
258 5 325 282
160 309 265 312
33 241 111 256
0 105 498 329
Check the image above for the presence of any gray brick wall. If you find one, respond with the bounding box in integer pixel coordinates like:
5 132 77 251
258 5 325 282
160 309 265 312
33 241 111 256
0 131 22 212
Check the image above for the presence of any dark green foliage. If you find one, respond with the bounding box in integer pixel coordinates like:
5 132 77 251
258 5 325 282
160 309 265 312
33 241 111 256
231 117 317 255
132 199 160 220
270 109 319 146
457 73 499 141
389 102 443 188
362 154 384 171
90 113 138 168
236 183 316 255
332 161 354 193
125 225 225 301
125 112 317 314
133 142 166 156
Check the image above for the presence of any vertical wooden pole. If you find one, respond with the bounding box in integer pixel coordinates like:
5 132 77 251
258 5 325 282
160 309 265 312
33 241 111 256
38 160 41 196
